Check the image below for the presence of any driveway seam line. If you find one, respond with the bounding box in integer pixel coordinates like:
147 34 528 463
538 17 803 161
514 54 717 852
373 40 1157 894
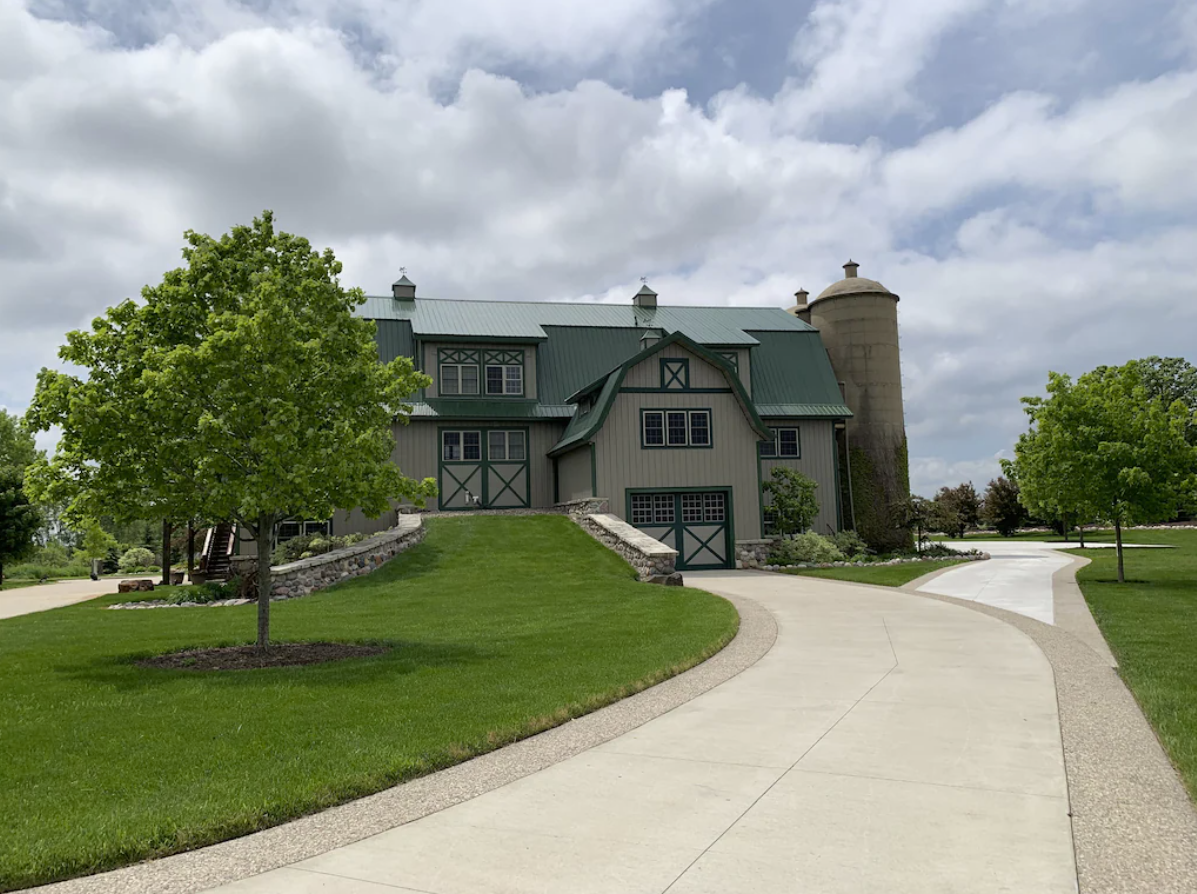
786 766 1070 800
289 866 440 893
659 660 899 894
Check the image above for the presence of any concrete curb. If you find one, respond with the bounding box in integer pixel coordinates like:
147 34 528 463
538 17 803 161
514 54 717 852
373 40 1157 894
33 594 777 894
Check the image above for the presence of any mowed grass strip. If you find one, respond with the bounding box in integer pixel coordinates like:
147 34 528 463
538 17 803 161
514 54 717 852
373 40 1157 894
781 558 970 587
0 516 738 891
1067 528 1197 801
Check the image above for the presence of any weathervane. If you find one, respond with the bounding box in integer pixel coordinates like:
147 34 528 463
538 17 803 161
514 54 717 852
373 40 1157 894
400 266 408 276
640 276 647 284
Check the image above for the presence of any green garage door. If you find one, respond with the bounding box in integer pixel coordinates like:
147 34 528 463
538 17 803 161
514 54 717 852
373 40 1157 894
628 489 732 570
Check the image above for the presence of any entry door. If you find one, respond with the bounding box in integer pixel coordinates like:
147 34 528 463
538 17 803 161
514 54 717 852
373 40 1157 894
439 428 531 510
629 490 731 570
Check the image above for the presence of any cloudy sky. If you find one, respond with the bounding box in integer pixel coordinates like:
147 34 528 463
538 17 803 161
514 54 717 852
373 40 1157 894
2 0 1195 495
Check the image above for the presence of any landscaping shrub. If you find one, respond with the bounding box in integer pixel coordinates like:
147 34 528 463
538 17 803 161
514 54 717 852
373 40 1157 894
167 577 242 605
271 532 366 566
768 532 845 565
118 547 156 573
829 530 870 560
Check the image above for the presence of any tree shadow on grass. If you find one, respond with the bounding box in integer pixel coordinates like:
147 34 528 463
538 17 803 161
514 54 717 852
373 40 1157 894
55 639 490 692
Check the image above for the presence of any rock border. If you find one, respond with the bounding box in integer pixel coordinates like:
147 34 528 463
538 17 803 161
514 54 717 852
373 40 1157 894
34 594 775 894
574 512 679 581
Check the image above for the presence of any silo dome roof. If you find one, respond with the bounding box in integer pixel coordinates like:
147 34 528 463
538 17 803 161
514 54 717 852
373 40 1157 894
812 261 898 302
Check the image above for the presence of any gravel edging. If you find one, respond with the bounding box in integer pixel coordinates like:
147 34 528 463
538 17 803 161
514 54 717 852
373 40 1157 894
32 593 776 894
911 576 1197 894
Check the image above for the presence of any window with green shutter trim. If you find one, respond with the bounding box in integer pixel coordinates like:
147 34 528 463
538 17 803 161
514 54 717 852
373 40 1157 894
759 427 800 458
641 409 713 448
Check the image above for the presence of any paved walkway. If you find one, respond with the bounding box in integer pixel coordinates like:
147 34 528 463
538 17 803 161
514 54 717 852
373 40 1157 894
925 540 1167 625
0 577 148 620
208 572 1075 894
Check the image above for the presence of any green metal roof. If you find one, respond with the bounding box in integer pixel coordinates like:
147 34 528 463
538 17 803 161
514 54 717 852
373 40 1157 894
548 332 773 456
374 319 414 364
536 326 643 406
410 400 572 419
748 330 851 416
358 295 815 345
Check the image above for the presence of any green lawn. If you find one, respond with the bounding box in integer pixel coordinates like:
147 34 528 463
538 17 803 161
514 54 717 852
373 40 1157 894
781 558 970 587
0 579 42 591
1066 528 1197 801
0 516 738 891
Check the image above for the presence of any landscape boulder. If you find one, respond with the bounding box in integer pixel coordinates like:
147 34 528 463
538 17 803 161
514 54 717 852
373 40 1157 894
118 579 155 593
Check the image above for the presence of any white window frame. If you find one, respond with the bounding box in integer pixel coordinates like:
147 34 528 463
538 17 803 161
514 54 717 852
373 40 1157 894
440 363 480 396
442 430 482 461
760 427 800 458
484 364 523 396
487 430 526 461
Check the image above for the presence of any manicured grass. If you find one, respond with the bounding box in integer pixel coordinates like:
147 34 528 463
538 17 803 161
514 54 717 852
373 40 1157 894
781 558 970 587
0 579 42 591
0 516 738 891
1066 528 1197 802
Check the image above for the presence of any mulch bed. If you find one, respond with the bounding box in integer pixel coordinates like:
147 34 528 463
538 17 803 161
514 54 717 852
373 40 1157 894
139 642 389 671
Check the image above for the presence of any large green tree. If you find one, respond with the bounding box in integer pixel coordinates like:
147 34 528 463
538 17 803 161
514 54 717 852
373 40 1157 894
931 482 981 538
0 470 40 587
982 476 1027 537
1012 364 1197 581
27 211 435 645
762 467 820 535
0 410 38 474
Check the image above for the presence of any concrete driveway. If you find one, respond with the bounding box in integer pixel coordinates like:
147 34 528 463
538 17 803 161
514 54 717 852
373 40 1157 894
209 572 1074 894
0 577 145 620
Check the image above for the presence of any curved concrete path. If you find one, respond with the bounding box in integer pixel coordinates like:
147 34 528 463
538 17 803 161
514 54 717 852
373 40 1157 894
0 577 148 620
205 573 1074 894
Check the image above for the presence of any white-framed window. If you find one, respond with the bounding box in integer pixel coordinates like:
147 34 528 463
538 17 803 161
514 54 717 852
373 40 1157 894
440 363 479 396
760 427 800 458
642 410 713 448
631 494 654 525
278 518 331 542
442 430 482 461
485 364 523 395
487 430 527 461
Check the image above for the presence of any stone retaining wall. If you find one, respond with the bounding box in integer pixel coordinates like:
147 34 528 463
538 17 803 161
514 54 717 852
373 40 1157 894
576 513 679 583
269 515 425 599
735 540 773 569
555 497 611 517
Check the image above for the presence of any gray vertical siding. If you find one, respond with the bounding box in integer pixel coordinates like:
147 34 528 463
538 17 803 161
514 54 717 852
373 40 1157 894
556 446 593 501
622 344 729 390
333 418 564 532
594 389 764 540
422 342 536 400
759 418 839 535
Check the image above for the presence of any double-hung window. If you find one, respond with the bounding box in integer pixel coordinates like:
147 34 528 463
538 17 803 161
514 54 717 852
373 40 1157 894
485 364 523 395
760 427 800 458
440 363 479 396
642 409 713 448
487 430 526 461
442 430 482 461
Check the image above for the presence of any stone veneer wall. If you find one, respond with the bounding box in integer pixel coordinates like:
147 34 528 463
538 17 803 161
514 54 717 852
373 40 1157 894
735 540 774 569
575 512 678 581
555 497 611 517
269 515 425 600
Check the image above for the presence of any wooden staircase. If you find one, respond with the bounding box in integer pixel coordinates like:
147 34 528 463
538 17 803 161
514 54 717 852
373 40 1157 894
200 522 237 581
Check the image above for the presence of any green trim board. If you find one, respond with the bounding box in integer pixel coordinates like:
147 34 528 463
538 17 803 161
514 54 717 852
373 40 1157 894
660 358 690 390
436 425 531 510
624 486 735 570
619 388 732 394
550 331 772 456
640 408 714 449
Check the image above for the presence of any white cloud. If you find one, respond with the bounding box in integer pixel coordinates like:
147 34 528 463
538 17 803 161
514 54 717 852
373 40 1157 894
1 0 1196 496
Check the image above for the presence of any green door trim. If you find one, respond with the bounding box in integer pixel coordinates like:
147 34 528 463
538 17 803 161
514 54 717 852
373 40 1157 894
437 425 531 510
624 486 735 570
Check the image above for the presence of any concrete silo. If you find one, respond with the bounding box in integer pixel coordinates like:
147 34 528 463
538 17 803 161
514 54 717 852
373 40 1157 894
790 261 911 550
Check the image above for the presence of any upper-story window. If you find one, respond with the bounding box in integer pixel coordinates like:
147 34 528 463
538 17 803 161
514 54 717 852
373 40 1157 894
439 348 481 396
642 409 712 448
760 427 800 458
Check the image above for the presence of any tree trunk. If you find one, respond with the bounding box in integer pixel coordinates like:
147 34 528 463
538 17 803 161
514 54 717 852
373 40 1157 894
186 520 195 579
161 519 173 586
1115 520 1125 583
256 512 275 650
0 561 5 588
1079 525 1085 548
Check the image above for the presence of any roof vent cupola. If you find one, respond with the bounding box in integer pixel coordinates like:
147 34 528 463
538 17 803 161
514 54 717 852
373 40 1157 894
843 260 859 279
392 269 416 300
633 278 658 309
